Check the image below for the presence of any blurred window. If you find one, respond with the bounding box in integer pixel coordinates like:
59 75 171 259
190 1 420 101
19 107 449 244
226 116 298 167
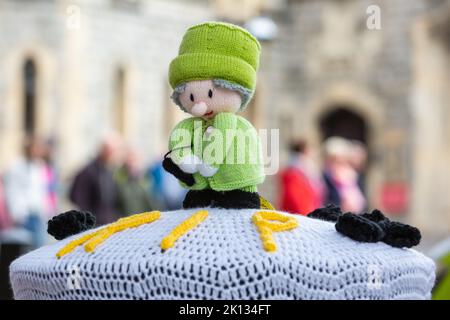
113 67 127 135
23 59 37 135
111 0 141 12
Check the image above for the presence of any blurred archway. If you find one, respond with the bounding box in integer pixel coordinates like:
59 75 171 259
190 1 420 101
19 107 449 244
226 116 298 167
318 107 370 198
319 107 368 144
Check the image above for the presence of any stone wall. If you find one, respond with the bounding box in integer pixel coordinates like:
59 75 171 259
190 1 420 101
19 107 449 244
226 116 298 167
0 0 210 178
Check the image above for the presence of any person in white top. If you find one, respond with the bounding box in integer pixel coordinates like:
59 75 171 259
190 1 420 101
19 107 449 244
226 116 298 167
4 137 48 248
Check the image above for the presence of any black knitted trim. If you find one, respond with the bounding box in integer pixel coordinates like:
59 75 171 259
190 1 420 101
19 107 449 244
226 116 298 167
360 209 389 223
211 190 260 209
380 220 421 248
183 190 215 209
183 189 261 209
334 208 421 248
335 212 385 243
307 204 342 222
47 210 96 240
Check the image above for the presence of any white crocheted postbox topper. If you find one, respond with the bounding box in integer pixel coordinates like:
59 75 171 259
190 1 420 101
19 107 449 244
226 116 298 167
10 209 435 300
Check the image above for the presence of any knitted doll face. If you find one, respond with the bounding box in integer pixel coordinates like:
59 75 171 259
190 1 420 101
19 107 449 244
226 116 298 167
177 80 242 119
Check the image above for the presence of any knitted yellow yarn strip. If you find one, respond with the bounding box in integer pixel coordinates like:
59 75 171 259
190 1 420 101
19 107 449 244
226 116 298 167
259 196 275 210
252 211 298 252
55 229 103 258
161 210 209 250
56 211 161 258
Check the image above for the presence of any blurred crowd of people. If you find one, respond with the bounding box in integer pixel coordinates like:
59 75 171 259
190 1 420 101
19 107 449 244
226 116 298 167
69 133 186 227
279 136 368 215
0 134 186 249
0 133 368 249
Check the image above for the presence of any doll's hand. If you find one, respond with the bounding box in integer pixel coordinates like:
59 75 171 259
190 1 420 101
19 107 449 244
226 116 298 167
178 155 201 174
198 163 218 177
162 157 195 186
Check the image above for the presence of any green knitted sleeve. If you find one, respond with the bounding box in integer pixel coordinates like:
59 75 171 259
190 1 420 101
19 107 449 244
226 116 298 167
168 118 194 164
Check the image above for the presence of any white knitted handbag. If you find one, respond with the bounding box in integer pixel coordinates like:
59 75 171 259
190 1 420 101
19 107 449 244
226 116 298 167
9 208 435 300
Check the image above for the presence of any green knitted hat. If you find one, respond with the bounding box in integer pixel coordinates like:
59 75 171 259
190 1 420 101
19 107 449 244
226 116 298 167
169 21 261 92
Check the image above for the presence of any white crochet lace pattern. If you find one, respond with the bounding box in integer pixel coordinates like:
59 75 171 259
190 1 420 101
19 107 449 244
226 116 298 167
10 209 435 300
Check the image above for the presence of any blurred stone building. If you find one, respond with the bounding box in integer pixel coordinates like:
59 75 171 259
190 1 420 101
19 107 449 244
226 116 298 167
0 0 449 237
257 0 450 237
0 0 211 176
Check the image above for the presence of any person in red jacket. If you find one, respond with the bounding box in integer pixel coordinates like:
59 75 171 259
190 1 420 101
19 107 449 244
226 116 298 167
0 177 12 231
279 139 323 215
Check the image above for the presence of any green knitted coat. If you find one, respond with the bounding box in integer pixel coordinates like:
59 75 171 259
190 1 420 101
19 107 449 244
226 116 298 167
169 112 265 192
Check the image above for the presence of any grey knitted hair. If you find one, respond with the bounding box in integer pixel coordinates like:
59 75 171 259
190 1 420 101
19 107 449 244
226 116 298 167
170 79 253 112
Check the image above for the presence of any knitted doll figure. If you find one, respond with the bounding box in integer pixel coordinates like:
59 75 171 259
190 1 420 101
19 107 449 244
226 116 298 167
162 22 265 210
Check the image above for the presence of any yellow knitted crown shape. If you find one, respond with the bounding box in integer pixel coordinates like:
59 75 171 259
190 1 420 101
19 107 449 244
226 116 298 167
169 21 261 91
